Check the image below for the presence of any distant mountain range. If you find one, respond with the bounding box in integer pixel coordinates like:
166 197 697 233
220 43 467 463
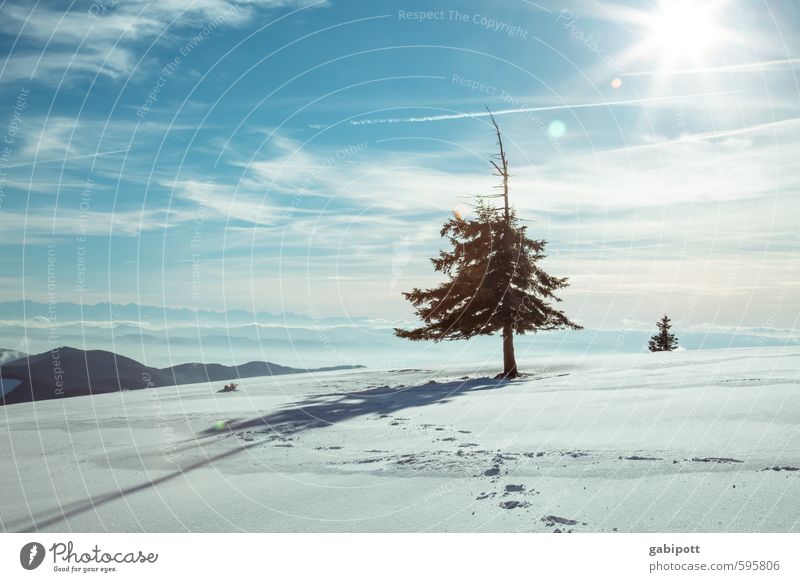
0 300 390 327
0 346 364 405
1 301 796 374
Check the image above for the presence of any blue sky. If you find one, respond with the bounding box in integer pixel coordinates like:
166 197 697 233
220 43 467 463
1 0 799 337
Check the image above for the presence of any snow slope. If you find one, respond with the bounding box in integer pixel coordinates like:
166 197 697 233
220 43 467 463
1 347 799 532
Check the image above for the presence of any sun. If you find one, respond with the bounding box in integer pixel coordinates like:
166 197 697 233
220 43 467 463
642 0 727 68
609 0 738 75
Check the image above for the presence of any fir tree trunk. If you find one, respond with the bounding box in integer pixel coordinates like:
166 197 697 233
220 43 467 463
502 324 518 378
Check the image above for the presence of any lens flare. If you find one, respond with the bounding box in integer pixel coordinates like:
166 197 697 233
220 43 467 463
547 120 566 138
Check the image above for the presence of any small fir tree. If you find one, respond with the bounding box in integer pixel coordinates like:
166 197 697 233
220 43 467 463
394 114 582 378
648 315 679 352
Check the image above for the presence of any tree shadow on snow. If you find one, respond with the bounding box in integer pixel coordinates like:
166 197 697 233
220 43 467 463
9 375 515 532
200 376 510 439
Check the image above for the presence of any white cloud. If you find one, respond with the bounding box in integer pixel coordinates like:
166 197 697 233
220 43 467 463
0 0 328 84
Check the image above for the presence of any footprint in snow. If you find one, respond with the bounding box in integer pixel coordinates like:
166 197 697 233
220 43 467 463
503 484 525 495
499 500 529 510
356 457 383 464
542 515 585 527
691 457 743 464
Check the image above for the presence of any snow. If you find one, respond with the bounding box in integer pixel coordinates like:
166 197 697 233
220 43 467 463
1 347 799 532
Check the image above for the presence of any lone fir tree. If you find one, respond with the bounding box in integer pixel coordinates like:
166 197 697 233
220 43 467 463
648 315 679 352
394 114 582 378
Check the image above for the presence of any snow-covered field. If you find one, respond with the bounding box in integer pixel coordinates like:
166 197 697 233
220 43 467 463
1 347 799 532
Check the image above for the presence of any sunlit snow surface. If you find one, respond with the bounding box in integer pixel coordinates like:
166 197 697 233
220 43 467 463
1 347 799 532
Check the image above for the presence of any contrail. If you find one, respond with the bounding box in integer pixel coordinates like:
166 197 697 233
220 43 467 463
623 58 800 77
0 148 130 169
349 90 744 125
521 0 552 13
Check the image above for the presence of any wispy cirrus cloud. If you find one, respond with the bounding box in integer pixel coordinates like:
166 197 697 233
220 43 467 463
0 207 177 244
0 0 328 84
